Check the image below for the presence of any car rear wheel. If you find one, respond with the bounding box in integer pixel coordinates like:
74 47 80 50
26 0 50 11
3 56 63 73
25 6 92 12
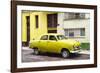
61 49 70 58
33 48 39 55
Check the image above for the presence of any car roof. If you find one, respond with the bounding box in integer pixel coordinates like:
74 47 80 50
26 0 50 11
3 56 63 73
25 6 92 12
36 33 66 40
41 33 63 36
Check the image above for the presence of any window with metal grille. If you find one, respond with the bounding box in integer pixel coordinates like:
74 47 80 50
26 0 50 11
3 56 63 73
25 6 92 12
64 13 86 20
35 15 38 28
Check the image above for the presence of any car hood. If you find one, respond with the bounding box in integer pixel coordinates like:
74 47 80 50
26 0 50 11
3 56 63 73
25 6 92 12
59 39 81 46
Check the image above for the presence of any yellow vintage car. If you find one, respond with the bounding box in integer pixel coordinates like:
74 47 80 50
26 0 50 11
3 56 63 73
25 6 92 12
29 34 81 58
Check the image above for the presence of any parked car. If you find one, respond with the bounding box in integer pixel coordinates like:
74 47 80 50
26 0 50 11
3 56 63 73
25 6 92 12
29 34 81 58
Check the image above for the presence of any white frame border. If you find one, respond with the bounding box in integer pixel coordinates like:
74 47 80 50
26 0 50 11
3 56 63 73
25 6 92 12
17 5 94 68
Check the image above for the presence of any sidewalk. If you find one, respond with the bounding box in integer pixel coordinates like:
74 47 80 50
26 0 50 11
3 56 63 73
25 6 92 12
22 47 31 50
79 50 90 54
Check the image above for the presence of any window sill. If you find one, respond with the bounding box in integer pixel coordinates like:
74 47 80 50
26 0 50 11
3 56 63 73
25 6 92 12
66 36 85 38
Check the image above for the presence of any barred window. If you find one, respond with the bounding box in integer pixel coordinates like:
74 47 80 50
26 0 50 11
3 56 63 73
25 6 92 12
64 28 85 37
64 13 86 20
35 15 39 28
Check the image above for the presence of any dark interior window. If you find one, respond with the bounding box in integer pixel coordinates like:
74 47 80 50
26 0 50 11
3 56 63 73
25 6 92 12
49 35 57 40
47 14 57 28
35 15 38 28
48 30 57 33
69 32 74 37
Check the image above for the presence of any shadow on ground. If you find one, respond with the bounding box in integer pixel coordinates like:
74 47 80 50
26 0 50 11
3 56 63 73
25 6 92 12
30 52 81 59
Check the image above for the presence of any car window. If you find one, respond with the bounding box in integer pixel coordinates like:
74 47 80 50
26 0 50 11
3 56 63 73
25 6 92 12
57 35 67 40
40 35 48 40
49 35 57 40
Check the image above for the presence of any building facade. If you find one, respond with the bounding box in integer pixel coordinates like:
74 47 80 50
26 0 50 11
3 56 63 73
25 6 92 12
22 11 90 46
57 13 90 43
22 11 58 46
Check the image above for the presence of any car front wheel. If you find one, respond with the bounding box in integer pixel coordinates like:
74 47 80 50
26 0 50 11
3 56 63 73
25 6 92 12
61 50 70 58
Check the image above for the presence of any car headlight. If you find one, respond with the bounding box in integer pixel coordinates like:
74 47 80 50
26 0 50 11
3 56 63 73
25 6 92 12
73 45 81 50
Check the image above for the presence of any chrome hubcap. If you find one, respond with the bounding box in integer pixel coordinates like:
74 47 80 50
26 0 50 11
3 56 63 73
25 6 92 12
62 51 68 58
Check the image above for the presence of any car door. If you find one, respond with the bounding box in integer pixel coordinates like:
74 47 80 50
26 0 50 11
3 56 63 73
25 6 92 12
38 35 48 52
47 35 59 53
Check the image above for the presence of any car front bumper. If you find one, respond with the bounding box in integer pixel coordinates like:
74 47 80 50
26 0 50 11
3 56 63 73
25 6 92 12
70 50 81 53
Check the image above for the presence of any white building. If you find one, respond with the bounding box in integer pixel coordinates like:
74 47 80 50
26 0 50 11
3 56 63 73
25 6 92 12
57 12 90 43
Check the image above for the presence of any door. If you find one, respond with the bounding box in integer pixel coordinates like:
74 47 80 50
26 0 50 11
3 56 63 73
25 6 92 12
38 35 48 52
47 35 58 53
47 14 57 33
26 16 30 46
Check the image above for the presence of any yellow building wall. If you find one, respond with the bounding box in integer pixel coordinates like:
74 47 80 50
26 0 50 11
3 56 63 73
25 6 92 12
30 12 47 40
22 12 30 42
22 11 56 42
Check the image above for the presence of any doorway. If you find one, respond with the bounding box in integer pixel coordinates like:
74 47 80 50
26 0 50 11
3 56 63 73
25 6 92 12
26 16 30 46
47 14 57 33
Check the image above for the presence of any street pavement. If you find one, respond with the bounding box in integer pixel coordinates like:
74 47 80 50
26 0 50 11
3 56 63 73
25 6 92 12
22 47 90 62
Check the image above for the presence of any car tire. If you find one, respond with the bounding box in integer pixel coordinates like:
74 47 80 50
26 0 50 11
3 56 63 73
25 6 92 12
61 49 70 58
33 48 39 55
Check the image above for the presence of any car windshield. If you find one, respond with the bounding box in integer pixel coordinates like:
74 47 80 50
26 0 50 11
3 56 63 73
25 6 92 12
57 35 67 40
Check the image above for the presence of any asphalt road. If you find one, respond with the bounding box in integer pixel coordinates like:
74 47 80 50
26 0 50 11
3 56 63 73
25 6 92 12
22 47 90 62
